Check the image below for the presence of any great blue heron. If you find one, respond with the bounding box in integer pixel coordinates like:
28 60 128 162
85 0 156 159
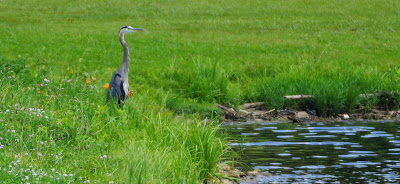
107 26 144 105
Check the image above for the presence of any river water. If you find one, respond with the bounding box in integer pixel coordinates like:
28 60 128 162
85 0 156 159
223 121 400 183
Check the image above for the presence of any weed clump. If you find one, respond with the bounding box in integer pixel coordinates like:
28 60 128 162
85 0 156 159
377 91 400 110
168 60 228 103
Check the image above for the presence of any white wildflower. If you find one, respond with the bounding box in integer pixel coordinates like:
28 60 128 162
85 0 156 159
44 78 50 83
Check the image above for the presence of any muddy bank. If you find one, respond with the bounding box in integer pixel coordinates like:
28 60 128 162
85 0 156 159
216 102 400 123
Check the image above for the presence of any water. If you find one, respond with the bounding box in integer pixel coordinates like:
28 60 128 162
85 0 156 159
224 121 400 183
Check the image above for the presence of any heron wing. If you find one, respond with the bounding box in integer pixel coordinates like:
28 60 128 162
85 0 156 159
107 73 126 104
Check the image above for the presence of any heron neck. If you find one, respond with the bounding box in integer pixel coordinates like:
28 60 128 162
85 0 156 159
119 32 130 70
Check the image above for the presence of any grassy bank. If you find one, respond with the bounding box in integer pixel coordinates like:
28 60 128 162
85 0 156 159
0 58 225 183
1 0 400 183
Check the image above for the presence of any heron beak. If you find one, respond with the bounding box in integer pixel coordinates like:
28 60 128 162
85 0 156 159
130 28 145 31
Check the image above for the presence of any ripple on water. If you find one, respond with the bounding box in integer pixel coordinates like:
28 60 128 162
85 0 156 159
304 135 337 138
389 140 400 146
338 153 377 158
298 133 317 135
254 166 291 170
277 135 294 139
272 130 297 133
361 134 394 138
252 174 338 183
224 121 400 183
387 164 400 169
277 153 291 157
305 126 375 134
349 151 375 154
227 141 360 147
312 155 328 159
241 133 260 136
361 131 393 138
388 148 400 152
296 165 326 170
254 127 277 130
340 161 381 168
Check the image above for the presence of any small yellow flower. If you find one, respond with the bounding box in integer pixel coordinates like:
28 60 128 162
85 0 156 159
127 90 134 97
103 83 109 90
86 78 91 85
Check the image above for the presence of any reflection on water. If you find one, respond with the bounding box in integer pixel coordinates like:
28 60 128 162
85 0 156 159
224 121 400 183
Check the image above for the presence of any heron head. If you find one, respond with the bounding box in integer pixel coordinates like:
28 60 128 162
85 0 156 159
120 26 145 34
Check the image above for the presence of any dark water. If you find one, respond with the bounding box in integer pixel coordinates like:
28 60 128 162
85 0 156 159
224 121 400 183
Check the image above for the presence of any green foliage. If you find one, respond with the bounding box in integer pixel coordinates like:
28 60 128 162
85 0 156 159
124 114 225 183
377 91 400 110
168 60 229 103
0 59 225 183
1 0 400 182
164 95 222 119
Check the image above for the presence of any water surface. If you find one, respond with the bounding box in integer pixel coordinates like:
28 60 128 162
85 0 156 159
224 121 400 183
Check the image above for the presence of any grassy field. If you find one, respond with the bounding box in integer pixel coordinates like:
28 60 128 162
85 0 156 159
1 0 400 183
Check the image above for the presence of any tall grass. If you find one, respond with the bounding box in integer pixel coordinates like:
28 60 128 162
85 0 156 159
168 59 228 103
248 65 400 116
0 58 225 183
124 113 225 183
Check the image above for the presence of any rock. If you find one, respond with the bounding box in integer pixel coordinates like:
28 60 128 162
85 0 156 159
338 114 350 119
218 163 245 178
296 111 310 119
216 104 241 121
239 102 265 110
247 169 272 177
289 111 311 122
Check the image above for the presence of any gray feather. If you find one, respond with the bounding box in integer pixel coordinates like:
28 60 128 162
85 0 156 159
107 73 126 104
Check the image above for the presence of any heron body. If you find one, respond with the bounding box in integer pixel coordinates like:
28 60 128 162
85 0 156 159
107 26 144 105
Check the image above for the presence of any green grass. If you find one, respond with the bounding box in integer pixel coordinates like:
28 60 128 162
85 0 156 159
1 0 400 183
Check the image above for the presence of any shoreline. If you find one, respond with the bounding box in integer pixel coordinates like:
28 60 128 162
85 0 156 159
216 103 400 123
